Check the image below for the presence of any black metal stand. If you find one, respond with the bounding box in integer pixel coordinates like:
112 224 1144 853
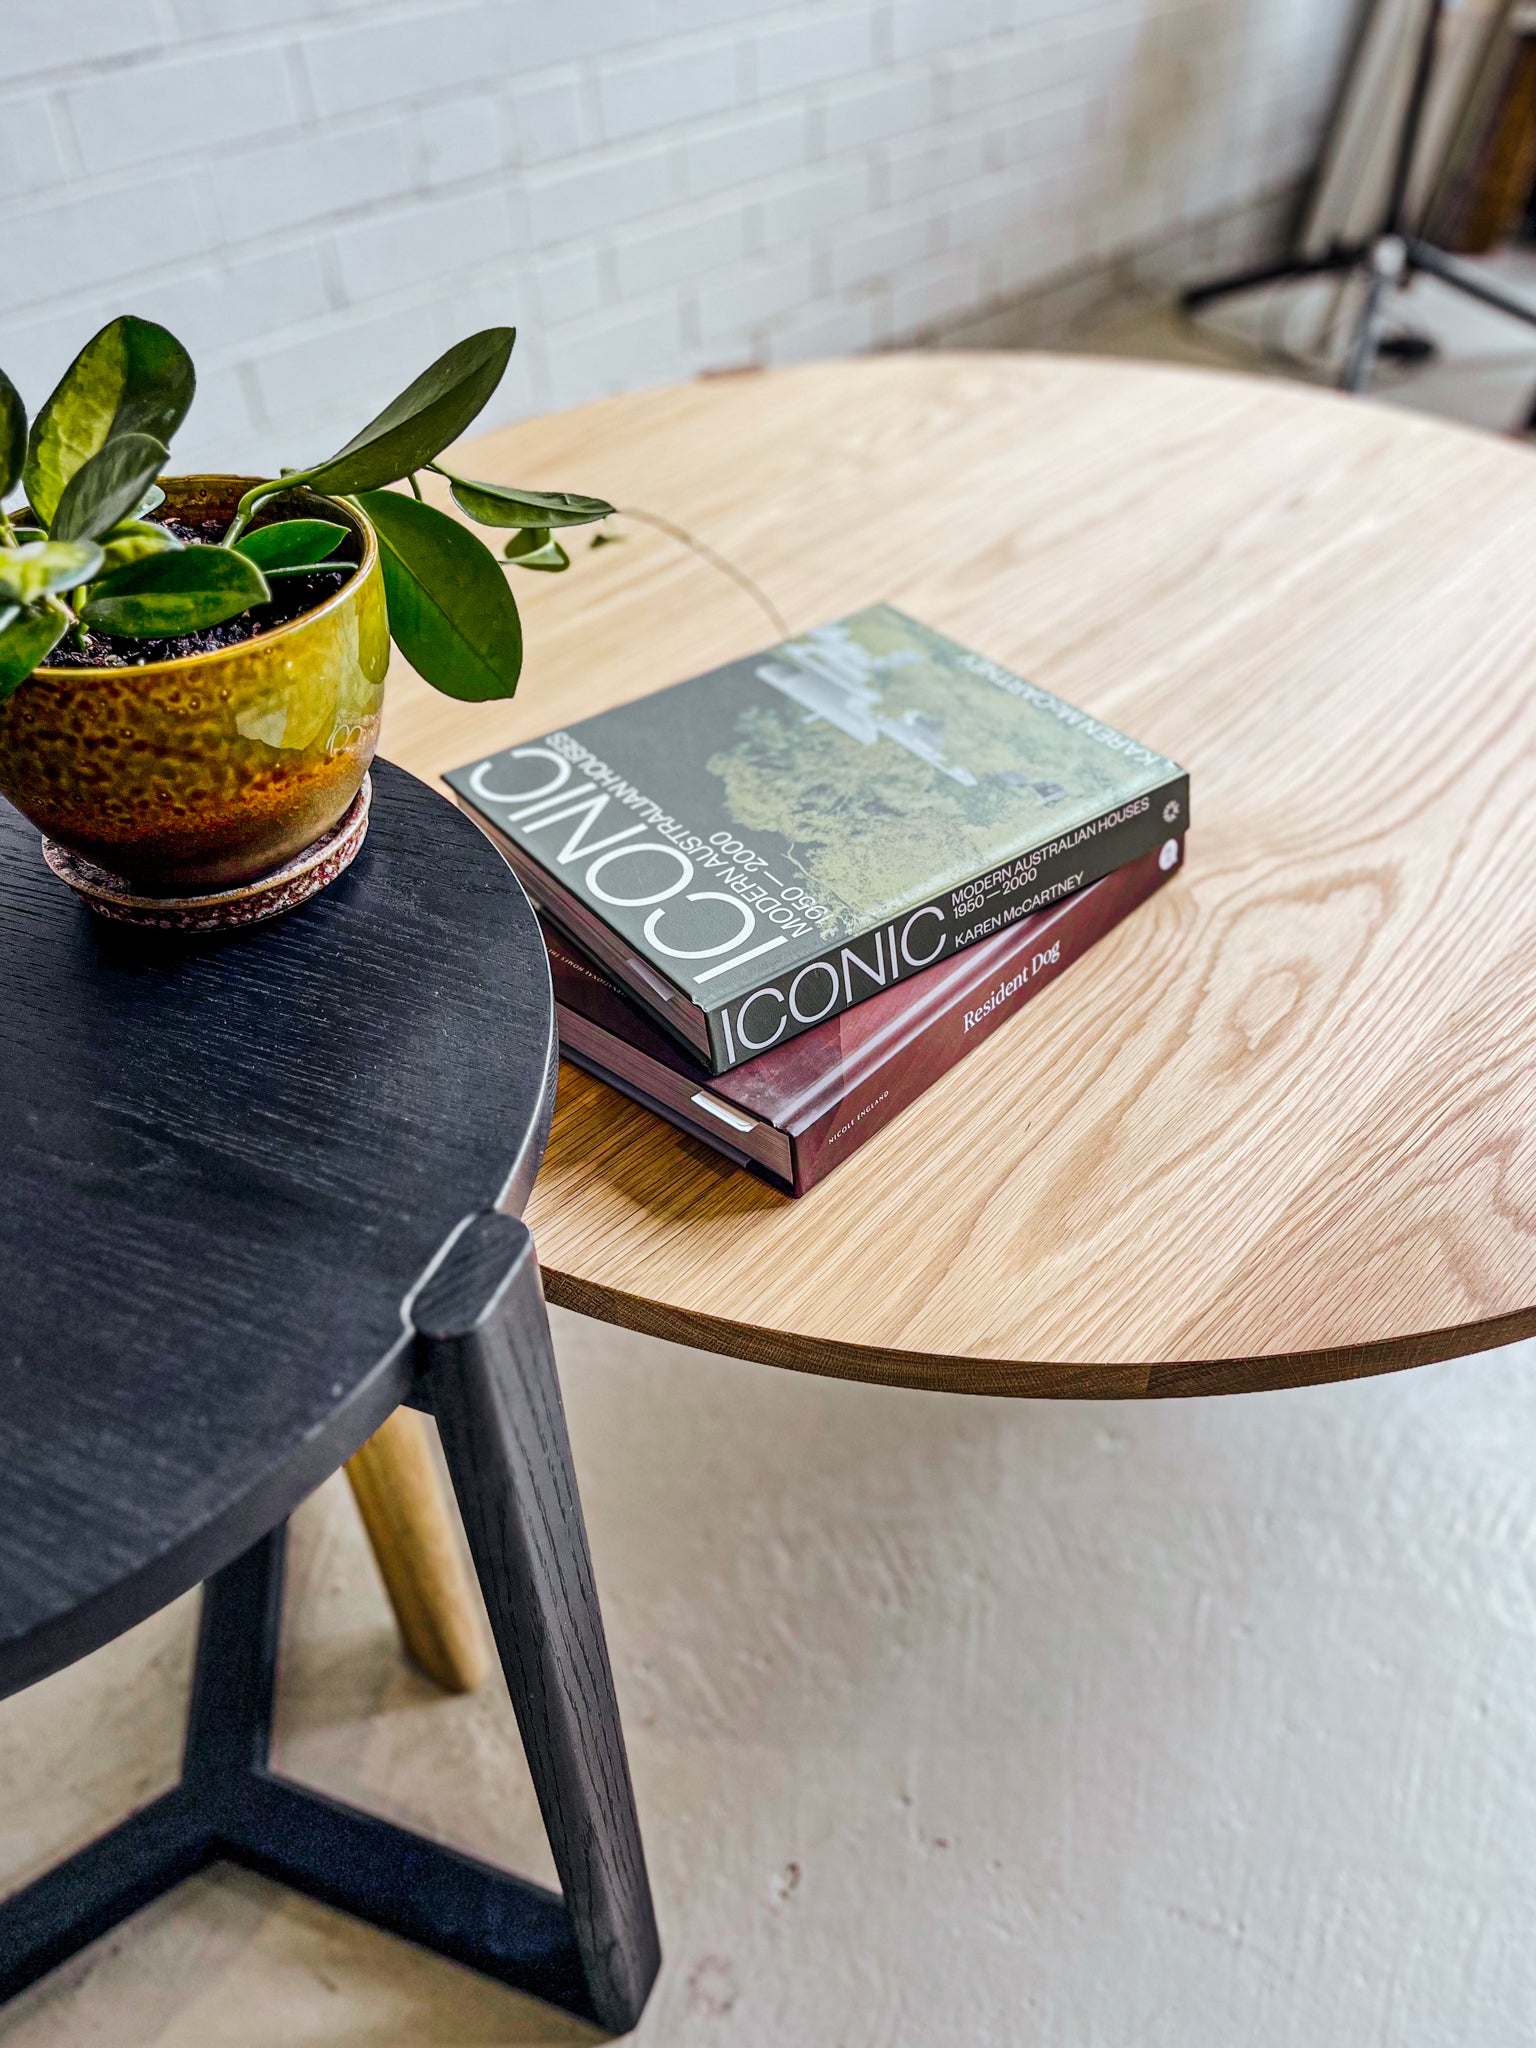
0 1216 660 2038
1181 0 1536 396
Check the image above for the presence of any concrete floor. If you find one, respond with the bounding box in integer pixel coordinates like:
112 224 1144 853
6 1308 1536 2045
9 257 1536 2045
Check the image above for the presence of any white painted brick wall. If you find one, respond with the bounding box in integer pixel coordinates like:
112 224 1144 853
0 0 1356 474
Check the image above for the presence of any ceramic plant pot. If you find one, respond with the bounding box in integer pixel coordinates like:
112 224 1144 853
0 477 389 894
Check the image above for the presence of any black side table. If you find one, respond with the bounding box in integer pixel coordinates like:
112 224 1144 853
0 759 659 2035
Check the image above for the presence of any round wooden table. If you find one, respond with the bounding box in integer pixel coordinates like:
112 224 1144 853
385 352 1536 1400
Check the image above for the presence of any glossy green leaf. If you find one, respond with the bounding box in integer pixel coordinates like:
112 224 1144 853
0 598 68 699
96 519 184 576
131 482 166 521
0 538 104 605
82 543 268 637
0 605 18 637
51 433 167 543
0 368 25 501
233 518 346 572
23 317 193 526
439 470 613 529
503 526 569 572
357 487 522 701
296 329 515 496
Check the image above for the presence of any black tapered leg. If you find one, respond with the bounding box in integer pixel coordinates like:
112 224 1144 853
0 1218 659 2036
183 1521 284 1786
415 1213 661 2038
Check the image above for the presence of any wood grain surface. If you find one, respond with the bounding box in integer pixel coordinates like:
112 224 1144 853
418 1213 660 2033
380 352 1536 1399
0 760 554 1695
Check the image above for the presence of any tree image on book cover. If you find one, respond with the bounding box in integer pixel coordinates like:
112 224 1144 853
718 611 1132 933
448 605 1188 1073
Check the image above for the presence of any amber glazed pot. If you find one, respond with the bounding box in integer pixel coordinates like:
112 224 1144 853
0 477 389 894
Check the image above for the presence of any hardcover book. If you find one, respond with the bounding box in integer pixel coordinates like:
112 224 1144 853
448 605 1188 1074
549 838 1182 1196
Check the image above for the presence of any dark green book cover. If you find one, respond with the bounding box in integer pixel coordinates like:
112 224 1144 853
447 605 1188 1072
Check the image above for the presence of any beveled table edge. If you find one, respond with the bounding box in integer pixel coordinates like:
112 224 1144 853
0 1333 417 1702
541 1266 1536 1402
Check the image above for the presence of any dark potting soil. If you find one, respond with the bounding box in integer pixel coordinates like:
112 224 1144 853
44 513 358 670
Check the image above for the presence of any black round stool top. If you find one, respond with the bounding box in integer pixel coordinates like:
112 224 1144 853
0 758 554 1699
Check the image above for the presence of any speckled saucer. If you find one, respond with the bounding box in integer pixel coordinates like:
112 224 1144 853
42 772 372 932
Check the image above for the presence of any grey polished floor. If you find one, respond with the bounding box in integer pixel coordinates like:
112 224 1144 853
4 1303 1536 2045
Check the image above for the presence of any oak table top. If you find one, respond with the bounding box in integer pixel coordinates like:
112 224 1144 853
383 352 1536 1400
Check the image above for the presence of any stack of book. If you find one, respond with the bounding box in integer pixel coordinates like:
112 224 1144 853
448 604 1188 1196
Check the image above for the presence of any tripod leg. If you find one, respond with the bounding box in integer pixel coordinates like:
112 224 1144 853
1180 247 1360 315
1404 240 1536 331
1342 238 1406 394
414 1213 661 2037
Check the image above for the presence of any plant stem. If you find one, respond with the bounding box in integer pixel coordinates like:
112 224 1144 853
0 508 15 548
222 472 310 546
408 472 424 501
615 505 789 637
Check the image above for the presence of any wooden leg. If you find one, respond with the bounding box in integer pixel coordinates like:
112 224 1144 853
0 1214 659 2034
415 1212 661 2037
0 1523 604 2023
345 1409 491 1695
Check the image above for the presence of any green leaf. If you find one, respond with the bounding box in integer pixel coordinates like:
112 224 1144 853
96 519 184 575
503 526 569 572
131 482 166 520
233 518 346 572
296 329 515 496
51 432 167 543
23 317 193 526
82 543 268 637
0 598 68 698
439 470 614 529
0 605 18 637
357 487 522 701
0 538 104 605
0 368 25 501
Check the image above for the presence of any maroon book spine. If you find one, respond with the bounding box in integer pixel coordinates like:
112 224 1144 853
547 839 1182 1194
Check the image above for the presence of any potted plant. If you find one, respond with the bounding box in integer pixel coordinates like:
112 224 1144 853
0 316 611 909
